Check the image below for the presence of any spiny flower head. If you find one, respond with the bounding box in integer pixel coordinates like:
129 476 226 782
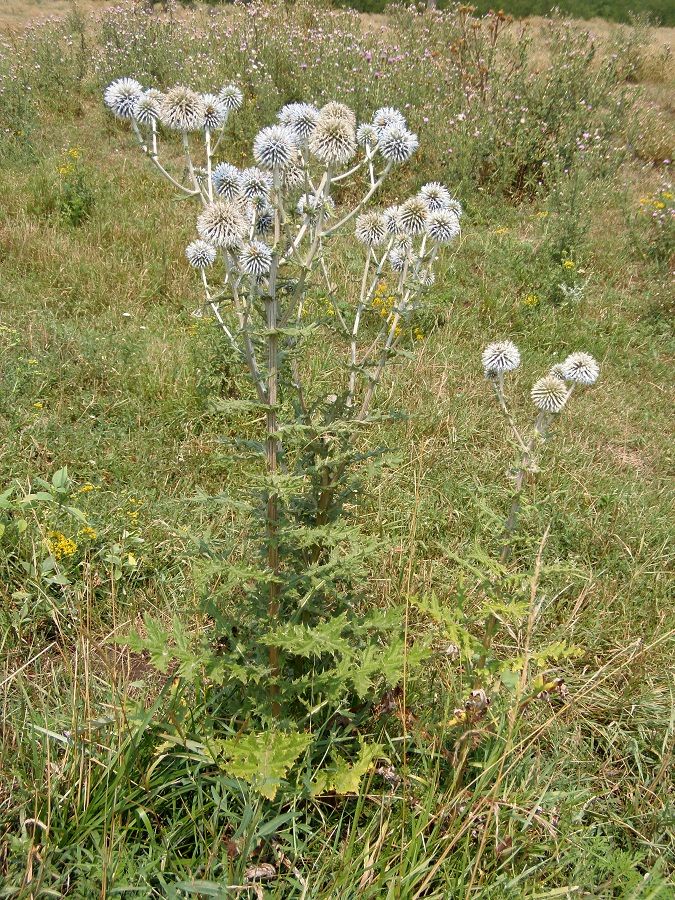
378 125 419 164
319 101 356 128
447 198 463 218
297 192 335 221
212 162 242 200
185 239 216 269
201 93 228 130
309 116 357 167
253 124 296 170
399 196 429 235
282 164 305 190
356 123 378 146
240 167 273 200
254 204 275 235
549 363 568 381
218 84 243 111
562 352 600 385
355 211 387 246
419 182 452 212
197 200 249 250
418 269 436 287
104 77 143 119
279 102 319 141
133 88 161 125
383 205 403 234
482 340 521 375
159 86 206 132
239 240 273 277
393 233 413 253
389 247 413 273
531 375 569 412
372 106 407 135
427 209 460 244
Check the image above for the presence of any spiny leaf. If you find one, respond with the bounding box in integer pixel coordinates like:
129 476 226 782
215 730 312 800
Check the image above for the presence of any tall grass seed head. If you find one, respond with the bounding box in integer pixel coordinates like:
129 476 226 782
531 375 569 412
212 162 242 199
355 211 387 246
399 196 429 235
159 86 207 132
481 340 521 375
419 182 452 211
185 239 217 269
104 77 143 119
197 200 249 249
427 208 460 243
562 351 600 385
378 125 419 164
253 124 297 170
309 116 357 167
218 84 243 111
201 93 228 130
239 240 273 277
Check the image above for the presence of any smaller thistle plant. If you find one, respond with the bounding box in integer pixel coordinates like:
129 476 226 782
482 342 600 562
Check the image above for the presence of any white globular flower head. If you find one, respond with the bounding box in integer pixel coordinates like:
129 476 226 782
185 239 216 269
218 84 243 111
104 77 143 119
253 125 296 171
239 240 273 277
282 163 305 190
562 352 600 385
393 233 413 253
212 162 242 200
240 167 273 201
419 181 452 212
531 376 569 413
372 106 407 135
378 125 419 164
309 116 357 167
356 123 378 147
319 101 357 129
427 209 460 244
201 93 228 130
482 340 521 376
279 102 320 142
389 247 412 274
447 198 463 218
197 200 249 250
383 205 403 234
418 269 436 287
132 89 161 125
159 86 207 132
399 196 429 236
355 211 387 246
549 363 568 381
254 204 275 236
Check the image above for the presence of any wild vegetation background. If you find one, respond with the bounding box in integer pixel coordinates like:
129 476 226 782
0 0 673 896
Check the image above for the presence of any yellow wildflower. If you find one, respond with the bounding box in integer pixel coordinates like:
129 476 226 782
79 483 95 493
653 201 665 210
33 401 44 410
493 226 509 235
523 293 540 308
67 147 80 159
562 259 575 270
58 163 74 177
662 191 673 201
535 210 548 219
27 358 38 365
78 526 98 540
47 531 78 560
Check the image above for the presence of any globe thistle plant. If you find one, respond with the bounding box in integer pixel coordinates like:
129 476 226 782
482 341 601 561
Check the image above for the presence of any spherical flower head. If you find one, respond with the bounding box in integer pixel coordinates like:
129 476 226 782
447 198 463 218
201 93 228 130
104 77 143 119
372 106 407 135
481 340 521 375
399 196 429 236
549 363 568 381
253 124 296 171
562 352 600 385
254 204 275 236
355 211 387 246
427 209 460 244
133 89 161 125
197 200 249 250
389 247 412 274
309 116 357 167
531 376 569 413
297 192 335 221
419 182 452 212
378 125 419 164
185 239 216 269
393 233 413 253
279 102 319 142
418 269 436 287
212 162 242 200
240 166 273 201
319 101 356 128
283 163 305 190
159 86 206 132
218 84 243 111
239 240 273 277
383 205 403 234
357 123 378 147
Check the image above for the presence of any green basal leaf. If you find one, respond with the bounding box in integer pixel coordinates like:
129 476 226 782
215 730 312 800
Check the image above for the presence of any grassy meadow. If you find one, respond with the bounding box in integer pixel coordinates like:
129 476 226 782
0 1 674 896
